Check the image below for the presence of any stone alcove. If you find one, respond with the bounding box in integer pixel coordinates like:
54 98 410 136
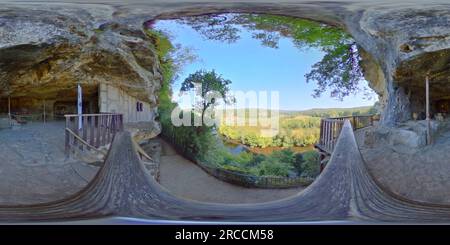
395 48 450 121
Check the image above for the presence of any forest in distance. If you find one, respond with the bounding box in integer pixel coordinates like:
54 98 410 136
217 105 377 149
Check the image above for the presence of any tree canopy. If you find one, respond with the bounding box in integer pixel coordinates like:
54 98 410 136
180 69 234 121
177 14 365 100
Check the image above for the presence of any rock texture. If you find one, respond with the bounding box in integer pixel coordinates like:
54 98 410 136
356 120 450 205
4 121 450 223
0 2 162 127
2 0 450 221
2 1 450 126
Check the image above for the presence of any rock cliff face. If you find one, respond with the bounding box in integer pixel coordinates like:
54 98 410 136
1 1 450 128
0 3 162 126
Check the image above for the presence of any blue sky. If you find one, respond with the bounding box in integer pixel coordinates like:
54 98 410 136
154 19 377 111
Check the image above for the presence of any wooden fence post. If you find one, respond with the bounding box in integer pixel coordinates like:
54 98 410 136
65 116 70 158
426 75 432 145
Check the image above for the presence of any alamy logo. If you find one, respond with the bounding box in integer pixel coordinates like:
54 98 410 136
170 85 280 137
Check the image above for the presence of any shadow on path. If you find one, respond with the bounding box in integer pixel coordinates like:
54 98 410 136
159 139 304 204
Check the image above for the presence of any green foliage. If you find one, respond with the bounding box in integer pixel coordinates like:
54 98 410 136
221 164 251 174
284 106 375 118
145 29 175 112
299 151 320 178
306 43 363 100
218 114 321 148
281 116 321 129
147 29 218 162
160 109 217 160
251 158 292 177
293 153 304 175
180 69 234 121
248 15 364 100
202 142 320 178
218 106 378 149
147 21 323 179
271 149 295 165
178 13 364 99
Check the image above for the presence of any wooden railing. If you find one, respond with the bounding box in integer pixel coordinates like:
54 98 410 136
65 113 124 158
317 119 345 154
328 115 377 130
316 115 378 154
11 113 44 123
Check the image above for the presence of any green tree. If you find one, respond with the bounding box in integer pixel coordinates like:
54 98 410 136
306 43 363 100
368 102 379 115
300 151 320 178
293 153 304 175
180 70 234 122
253 158 292 177
179 14 364 100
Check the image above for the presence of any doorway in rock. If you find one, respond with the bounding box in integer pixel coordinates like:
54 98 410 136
146 13 378 204
0 84 99 125
0 84 101 205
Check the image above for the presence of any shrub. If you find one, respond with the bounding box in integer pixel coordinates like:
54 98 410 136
293 153 304 174
270 149 295 164
300 151 320 178
218 115 320 149
251 158 292 177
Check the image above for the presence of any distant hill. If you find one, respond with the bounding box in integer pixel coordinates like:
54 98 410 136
281 106 376 118
216 105 376 119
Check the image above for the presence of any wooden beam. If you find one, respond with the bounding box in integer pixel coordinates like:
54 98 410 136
65 127 107 156
43 99 46 124
426 75 432 145
7 96 11 127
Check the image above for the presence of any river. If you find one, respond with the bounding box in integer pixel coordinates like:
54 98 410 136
222 138 315 155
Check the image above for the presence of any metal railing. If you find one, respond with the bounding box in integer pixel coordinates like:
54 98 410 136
65 113 124 158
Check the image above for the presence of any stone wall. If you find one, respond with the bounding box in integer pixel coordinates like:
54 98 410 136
99 83 155 123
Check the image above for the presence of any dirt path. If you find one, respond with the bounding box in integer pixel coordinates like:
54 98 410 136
159 139 304 204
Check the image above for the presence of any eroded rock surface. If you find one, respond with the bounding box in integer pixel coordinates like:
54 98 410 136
2 1 450 126
356 119 450 204
2 0 450 207
0 3 162 127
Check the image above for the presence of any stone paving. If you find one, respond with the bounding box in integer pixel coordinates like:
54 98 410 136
357 122 450 205
0 122 98 205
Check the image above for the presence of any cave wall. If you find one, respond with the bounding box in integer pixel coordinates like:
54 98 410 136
0 3 163 128
0 96 99 121
2 1 450 128
99 84 155 123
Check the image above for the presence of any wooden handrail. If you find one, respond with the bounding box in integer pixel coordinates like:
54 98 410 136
316 114 378 155
64 113 122 117
65 113 124 158
132 139 153 162
65 128 107 156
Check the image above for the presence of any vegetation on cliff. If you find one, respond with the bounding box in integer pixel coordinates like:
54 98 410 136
178 13 365 100
148 26 321 178
203 146 320 178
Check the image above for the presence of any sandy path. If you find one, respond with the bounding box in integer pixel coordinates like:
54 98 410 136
159 139 304 204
